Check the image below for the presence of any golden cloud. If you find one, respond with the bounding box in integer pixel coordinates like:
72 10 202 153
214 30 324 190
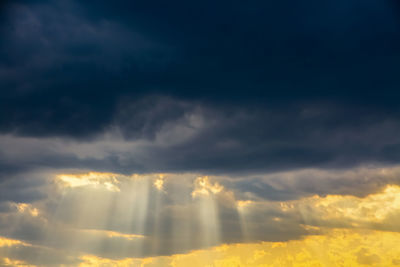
191 176 224 198
80 229 145 241
57 172 122 192
0 236 30 247
77 228 400 266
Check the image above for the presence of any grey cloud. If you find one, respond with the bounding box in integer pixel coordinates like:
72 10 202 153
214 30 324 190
2 96 400 177
0 174 50 203
0 245 79 266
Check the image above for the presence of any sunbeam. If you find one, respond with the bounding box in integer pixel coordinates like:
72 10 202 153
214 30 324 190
192 177 221 248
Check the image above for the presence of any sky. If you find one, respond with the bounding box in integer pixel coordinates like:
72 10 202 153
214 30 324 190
1 0 400 266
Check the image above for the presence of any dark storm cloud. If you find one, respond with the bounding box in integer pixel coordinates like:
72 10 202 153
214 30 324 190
0 0 400 174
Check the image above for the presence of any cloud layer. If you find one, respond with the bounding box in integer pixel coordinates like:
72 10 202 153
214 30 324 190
1 0 400 265
1 167 400 265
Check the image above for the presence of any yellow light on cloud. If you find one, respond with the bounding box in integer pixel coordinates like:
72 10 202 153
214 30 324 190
81 229 145 241
77 228 400 266
192 176 223 198
295 184 400 224
0 258 34 267
237 200 254 208
15 203 39 217
0 236 31 247
153 174 165 191
57 172 121 192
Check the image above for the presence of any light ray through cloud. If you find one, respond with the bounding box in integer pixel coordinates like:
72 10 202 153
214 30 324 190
192 177 222 248
1 168 400 265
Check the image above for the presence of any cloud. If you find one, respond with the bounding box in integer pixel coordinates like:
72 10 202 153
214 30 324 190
1 168 400 264
0 237 79 266
57 172 122 192
2 97 400 176
191 176 224 198
0 0 399 140
1 0 400 265
76 229 400 267
0 0 400 174
234 166 400 201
